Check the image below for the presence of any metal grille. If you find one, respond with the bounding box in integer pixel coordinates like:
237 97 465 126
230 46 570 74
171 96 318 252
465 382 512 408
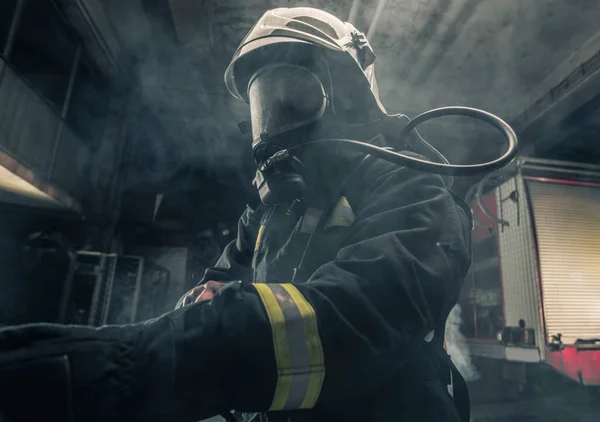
497 176 545 359
105 256 143 325
63 252 143 326
61 252 103 325
89 253 117 326
527 180 600 345
136 261 170 320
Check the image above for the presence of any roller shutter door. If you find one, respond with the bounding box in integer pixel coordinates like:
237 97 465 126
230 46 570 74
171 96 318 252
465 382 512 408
527 180 600 345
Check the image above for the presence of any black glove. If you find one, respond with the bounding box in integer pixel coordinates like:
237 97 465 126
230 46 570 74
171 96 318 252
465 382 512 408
0 311 228 422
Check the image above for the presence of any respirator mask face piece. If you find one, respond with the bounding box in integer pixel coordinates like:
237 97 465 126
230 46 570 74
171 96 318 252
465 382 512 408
248 64 328 205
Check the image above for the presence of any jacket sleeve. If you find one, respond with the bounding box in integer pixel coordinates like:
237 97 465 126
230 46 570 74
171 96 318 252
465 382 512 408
172 165 472 412
175 205 261 309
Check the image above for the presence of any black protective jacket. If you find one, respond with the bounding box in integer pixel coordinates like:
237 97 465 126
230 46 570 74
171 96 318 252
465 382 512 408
0 149 472 422
178 151 473 422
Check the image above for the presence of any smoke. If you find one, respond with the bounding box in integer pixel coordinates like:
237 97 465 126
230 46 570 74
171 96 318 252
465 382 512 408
445 304 480 382
97 1 255 191
94 1 600 181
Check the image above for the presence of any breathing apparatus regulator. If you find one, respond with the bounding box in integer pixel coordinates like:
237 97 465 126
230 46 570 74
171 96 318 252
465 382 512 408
225 7 519 205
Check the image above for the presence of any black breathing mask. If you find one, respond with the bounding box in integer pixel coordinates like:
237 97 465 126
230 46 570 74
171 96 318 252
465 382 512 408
248 64 328 205
245 64 520 207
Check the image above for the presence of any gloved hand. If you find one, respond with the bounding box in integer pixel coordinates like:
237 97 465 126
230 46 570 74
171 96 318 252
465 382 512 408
0 312 228 422
178 281 227 308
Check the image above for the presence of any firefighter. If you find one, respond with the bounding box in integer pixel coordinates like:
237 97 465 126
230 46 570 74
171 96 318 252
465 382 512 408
0 7 472 422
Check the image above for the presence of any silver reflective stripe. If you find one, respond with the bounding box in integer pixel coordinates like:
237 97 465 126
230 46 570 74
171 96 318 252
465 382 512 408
299 208 323 234
270 284 313 409
253 283 325 410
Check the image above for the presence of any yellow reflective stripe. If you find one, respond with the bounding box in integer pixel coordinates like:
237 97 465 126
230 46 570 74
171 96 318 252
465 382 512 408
253 284 293 410
253 283 325 410
298 198 354 234
255 225 265 251
325 196 355 229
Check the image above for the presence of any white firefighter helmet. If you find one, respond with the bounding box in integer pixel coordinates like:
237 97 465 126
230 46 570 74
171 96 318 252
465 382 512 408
224 7 388 122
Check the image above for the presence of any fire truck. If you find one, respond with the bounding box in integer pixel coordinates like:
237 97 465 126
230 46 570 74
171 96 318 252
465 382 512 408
460 157 600 389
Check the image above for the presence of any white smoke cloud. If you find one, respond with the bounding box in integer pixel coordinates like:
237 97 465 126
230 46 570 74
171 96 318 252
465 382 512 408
445 304 481 382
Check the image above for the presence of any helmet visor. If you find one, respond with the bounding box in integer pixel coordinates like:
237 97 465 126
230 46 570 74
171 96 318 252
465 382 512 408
248 64 327 147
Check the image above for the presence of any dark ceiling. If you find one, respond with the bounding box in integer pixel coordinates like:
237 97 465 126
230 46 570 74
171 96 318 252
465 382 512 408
61 0 600 226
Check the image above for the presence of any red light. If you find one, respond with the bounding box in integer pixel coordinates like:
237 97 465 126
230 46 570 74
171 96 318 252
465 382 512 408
547 347 600 386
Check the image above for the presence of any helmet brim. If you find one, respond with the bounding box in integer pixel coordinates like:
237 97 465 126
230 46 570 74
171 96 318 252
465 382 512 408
224 37 386 122
225 37 323 101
